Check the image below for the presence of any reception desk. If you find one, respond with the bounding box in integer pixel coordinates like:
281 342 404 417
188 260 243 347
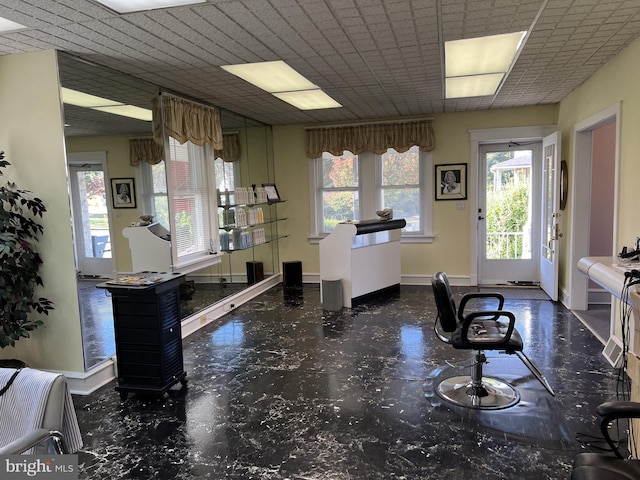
320 219 406 308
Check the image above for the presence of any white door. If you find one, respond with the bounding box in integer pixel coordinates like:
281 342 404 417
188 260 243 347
478 143 541 285
540 132 561 301
68 161 114 278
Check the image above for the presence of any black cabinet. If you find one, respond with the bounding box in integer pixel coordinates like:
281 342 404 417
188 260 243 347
99 273 187 399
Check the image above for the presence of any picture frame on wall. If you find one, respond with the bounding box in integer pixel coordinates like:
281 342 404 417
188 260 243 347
435 164 467 201
111 178 136 209
262 183 281 203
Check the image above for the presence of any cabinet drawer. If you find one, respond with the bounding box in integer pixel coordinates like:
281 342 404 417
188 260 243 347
119 362 162 379
116 328 160 345
117 348 161 365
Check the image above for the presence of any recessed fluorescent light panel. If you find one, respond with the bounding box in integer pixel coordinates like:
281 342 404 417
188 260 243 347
221 61 317 93
445 31 526 99
0 17 27 33
445 74 505 99
273 90 342 110
93 105 153 122
221 60 342 110
61 87 152 121
93 0 205 14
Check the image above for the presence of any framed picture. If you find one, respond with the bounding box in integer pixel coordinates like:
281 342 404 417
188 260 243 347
435 164 467 201
262 183 281 203
111 178 136 209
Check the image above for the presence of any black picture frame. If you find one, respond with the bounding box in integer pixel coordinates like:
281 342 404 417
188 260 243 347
262 183 281 203
435 164 467 201
111 177 136 209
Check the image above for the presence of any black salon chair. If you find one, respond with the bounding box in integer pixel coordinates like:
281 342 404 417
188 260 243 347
431 271 554 409
572 401 640 480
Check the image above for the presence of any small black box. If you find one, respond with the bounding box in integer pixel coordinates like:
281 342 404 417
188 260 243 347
282 261 302 289
246 261 264 285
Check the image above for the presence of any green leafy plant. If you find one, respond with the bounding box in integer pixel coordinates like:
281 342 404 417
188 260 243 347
0 151 54 348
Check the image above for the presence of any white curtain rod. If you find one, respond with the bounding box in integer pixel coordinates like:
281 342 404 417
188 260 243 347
304 116 434 130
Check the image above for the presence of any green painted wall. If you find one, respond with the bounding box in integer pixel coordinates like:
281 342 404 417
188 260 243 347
0 50 85 372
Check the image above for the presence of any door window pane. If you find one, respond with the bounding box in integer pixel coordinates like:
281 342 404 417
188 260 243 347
485 150 532 259
77 169 111 259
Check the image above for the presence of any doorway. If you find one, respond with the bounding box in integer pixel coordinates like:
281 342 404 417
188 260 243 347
569 104 619 342
68 154 114 279
477 142 542 285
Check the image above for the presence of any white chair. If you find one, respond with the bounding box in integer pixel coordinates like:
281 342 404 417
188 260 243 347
0 368 82 454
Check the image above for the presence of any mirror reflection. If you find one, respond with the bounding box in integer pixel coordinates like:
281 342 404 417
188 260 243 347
58 53 278 371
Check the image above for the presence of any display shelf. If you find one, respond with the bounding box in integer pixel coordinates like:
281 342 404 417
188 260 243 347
218 234 290 253
218 199 285 209
216 190 286 283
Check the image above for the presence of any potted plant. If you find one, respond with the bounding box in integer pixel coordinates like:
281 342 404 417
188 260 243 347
0 151 54 349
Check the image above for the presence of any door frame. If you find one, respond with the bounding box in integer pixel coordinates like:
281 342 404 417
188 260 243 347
67 151 116 278
568 102 621 310
469 126 557 285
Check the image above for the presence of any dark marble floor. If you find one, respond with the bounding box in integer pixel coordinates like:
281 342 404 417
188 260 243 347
73 284 624 479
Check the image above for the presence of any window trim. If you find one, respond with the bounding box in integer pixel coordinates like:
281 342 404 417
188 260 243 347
308 149 434 244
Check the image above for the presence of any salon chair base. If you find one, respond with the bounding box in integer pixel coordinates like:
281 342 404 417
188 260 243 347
437 375 520 410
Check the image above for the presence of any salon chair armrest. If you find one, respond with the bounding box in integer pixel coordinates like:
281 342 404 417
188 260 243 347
458 292 505 322
598 401 640 459
0 428 65 455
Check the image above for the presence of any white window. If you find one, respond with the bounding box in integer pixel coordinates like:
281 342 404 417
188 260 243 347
142 155 238 228
213 156 238 192
140 138 222 271
309 145 433 242
140 161 169 230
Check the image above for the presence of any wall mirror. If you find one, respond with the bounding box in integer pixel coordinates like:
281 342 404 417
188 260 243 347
57 52 278 371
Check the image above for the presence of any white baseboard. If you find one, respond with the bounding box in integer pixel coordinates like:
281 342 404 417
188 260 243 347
63 359 116 396
181 274 281 337
304 272 471 287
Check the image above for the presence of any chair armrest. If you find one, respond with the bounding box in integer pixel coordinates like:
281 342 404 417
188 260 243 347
460 310 516 348
458 292 505 322
597 401 640 458
0 428 55 455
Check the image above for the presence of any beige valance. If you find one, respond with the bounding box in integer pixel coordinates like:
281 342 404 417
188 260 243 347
152 94 223 149
129 138 164 166
305 119 435 158
215 132 241 162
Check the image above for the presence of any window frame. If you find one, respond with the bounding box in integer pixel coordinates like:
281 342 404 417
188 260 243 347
308 148 434 243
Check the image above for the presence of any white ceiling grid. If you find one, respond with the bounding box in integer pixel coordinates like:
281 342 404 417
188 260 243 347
0 0 639 130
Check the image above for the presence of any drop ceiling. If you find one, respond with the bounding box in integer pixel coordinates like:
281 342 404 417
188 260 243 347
1 0 640 132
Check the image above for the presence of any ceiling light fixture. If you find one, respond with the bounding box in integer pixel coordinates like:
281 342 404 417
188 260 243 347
445 31 526 99
61 87 152 121
221 60 342 110
93 0 205 14
272 90 342 110
0 16 27 33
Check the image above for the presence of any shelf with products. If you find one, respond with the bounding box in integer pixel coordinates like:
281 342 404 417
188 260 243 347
217 187 286 255
218 233 290 253
219 217 288 231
